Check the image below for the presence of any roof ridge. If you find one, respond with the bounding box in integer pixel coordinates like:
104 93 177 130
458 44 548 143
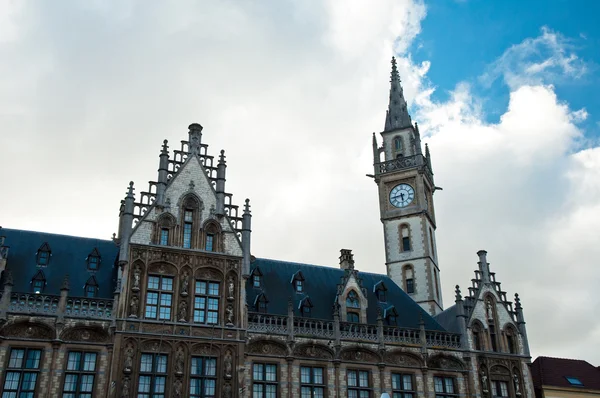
2 228 114 243
253 257 389 278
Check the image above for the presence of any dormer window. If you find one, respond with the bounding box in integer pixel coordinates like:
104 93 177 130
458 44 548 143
299 297 313 316
291 271 305 293
251 267 263 288
255 294 268 313
36 243 51 267
295 280 303 293
87 248 101 271
31 271 46 294
385 306 399 325
253 275 261 288
346 291 360 308
84 276 99 298
374 281 387 303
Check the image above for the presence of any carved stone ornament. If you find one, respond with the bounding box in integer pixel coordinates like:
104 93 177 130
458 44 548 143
247 341 286 356
129 295 139 318
226 305 234 326
192 344 219 356
123 343 135 373
1 322 54 340
181 271 190 296
175 347 185 375
227 276 235 301
490 365 510 375
173 378 183 398
429 355 464 370
178 300 188 322
513 372 522 396
223 382 232 398
121 376 131 398
198 267 221 280
141 340 168 352
132 266 141 291
480 370 489 394
224 350 233 379
61 327 109 343
294 345 333 360
384 352 421 367
341 349 378 363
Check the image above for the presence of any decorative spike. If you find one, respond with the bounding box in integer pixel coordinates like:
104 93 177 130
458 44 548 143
244 198 251 214
126 181 135 198
455 285 462 301
514 293 522 309
219 149 226 164
384 56 412 131
161 139 169 154
425 143 430 158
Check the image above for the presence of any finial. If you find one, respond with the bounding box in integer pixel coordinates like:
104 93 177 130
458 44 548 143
126 181 135 198
455 285 462 301
425 143 430 157
391 56 398 75
61 274 70 291
288 296 293 311
3 270 13 287
514 293 521 309
219 150 226 164
161 139 169 154
244 199 251 214
376 306 383 321
419 313 425 327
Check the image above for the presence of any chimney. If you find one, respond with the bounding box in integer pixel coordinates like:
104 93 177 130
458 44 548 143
477 250 490 283
339 249 354 270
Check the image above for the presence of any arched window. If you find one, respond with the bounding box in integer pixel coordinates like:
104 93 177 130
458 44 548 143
155 213 176 246
31 270 46 294
400 225 411 252
471 321 484 351
180 195 201 249
203 220 222 252
346 291 360 308
36 243 51 267
505 326 518 354
403 265 415 294
394 136 403 151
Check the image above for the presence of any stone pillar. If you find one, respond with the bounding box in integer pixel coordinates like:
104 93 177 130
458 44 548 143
215 150 227 216
287 297 294 343
241 199 252 277
57 275 69 323
0 270 14 320
477 250 490 283
156 140 170 206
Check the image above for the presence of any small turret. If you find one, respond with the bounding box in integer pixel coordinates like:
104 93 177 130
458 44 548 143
241 199 252 276
216 150 227 216
372 133 379 165
514 293 531 356
477 250 491 284
414 123 423 155
454 285 468 348
156 140 170 206
188 123 203 155
119 182 135 263
339 249 355 271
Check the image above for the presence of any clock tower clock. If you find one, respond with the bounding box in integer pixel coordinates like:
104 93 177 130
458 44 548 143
372 57 442 315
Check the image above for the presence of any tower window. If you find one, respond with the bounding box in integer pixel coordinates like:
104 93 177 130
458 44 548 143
183 210 193 248
394 136 403 151
400 225 411 252
160 229 169 245
205 234 214 251
406 278 414 294
346 291 360 308
429 227 435 258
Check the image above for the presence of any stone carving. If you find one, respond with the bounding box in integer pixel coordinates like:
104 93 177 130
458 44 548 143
224 350 233 379
227 276 235 301
226 305 234 326
142 323 172 335
132 266 141 291
223 383 232 398
341 349 378 363
173 378 183 398
486 299 493 321
384 352 421 367
61 327 109 343
175 347 185 375
192 344 219 356
490 365 510 375
124 344 134 373
198 267 221 280
121 376 130 398
1 322 54 340
513 373 522 396
178 300 188 322
180 271 189 296
129 295 139 318
140 340 167 352
480 371 489 394
428 355 464 370
247 341 286 356
294 345 333 360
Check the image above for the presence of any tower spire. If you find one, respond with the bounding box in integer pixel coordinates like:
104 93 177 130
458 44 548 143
384 57 412 132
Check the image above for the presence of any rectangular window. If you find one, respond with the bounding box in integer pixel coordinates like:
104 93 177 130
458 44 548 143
252 363 277 398
32 280 44 294
347 369 371 398
85 285 97 298
38 251 49 266
300 366 325 398
145 276 173 320
296 280 303 292
194 281 220 324
190 357 217 398
138 354 167 398
62 351 97 398
183 210 193 248
2 348 42 398
253 275 261 288
88 256 99 270
160 229 169 246
406 278 414 294
392 373 414 398
347 312 360 323
402 237 411 252
205 234 214 252
492 381 509 398
434 376 458 398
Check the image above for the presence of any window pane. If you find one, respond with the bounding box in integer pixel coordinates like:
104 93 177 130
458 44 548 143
184 210 193 222
359 391 369 398
205 358 217 376
148 276 160 290
183 223 192 248
63 374 77 391
25 350 41 369
359 371 369 387
160 229 169 245
162 277 173 291
253 384 263 397
265 365 277 382
392 374 400 390
403 374 413 390
156 355 167 373
207 298 219 311
207 311 218 324
444 378 454 393
67 352 81 371
253 364 264 381
154 376 166 393
21 372 37 390
434 377 444 393
208 282 219 296
300 367 310 384
265 385 277 398
314 387 324 398
4 372 20 390
146 292 158 305
206 235 214 251
83 353 97 371
348 391 358 398
204 379 216 396
138 375 151 393
80 374 95 392
140 355 153 372
160 294 172 306
313 368 323 384
196 281 207 295
348 371 357 387
8 350 25 369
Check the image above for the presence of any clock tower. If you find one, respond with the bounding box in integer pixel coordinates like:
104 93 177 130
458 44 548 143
372 57 442 315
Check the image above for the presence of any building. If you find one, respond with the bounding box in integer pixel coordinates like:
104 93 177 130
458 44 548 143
531 357 600 398
0 58 534 397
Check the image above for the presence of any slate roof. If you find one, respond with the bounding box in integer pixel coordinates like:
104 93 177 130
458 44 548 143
532 356 600 391
1 229 118 299
246 257 446 331
434 304 460 333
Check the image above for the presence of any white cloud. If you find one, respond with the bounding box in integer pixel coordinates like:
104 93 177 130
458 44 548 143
0 1 599 365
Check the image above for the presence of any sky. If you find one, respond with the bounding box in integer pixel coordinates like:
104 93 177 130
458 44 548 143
1 0 599 364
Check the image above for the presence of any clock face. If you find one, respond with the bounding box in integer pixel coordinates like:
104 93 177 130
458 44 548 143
390 183 415 208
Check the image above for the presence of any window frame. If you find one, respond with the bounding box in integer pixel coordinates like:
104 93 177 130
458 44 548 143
491 380 509 398
346 291 360 309
137 353 168 398
189 356 217 398
252 363 278 398
433 376 458 398
183 209 194 249
62 351 98 398
159 228 169 246
347 369 372 398
405 278 414 294
193 280 220 325
205 234 214 252
392 373 415 398
2 347 43 398
300 365 326 398
144 275 174 321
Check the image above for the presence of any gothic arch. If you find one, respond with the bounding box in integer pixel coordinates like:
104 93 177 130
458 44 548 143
60 324 110 343
340 346 381 363
201 219 223 252
140 339 173 353
0 320 55 340
470 319 486 351
195 266 224 281
147 261 178 275
428 354 465 371
293 343 334 360
246 338 288 356
384 349 423 367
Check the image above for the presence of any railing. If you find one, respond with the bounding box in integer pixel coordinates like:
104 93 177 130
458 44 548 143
376 154 434 182
65 297 114 319
248 312 461 349
9 293 60 315
8 293 113 319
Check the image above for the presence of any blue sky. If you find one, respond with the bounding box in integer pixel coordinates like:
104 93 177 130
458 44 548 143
412 0 599 137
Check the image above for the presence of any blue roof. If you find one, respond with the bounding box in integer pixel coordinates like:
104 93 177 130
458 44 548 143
247 257 446 331
1 229 118 298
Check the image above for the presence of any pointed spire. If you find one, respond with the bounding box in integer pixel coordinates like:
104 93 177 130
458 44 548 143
384 56 412 132
455 285 462 302
243 198 251 215
161 139 169 155
126 181 135 199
